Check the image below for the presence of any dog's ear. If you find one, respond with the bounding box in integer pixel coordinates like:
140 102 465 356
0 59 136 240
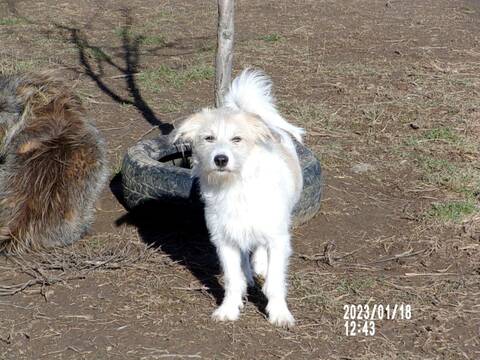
244 113 280 144
171 113 205 144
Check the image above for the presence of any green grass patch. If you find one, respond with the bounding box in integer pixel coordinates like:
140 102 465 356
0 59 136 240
427 201 477 222
0 17 26 26
114 27 143 41
119 102 133 109
418 156 480 195
114 26 130 38
114 27 168 47
158 100 182 114
403 125 478 164
403 135 420 147
405 127 462 147
260 33 283 43
138 64 214 91
139 34 168 47
87 46 111 62
183 64 215 81
424 127 461 143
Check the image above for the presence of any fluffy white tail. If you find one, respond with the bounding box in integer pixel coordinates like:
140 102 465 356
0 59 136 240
224 69 304 143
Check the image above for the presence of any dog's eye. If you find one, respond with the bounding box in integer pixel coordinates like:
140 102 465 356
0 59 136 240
204 135 215 142
231 136 242 143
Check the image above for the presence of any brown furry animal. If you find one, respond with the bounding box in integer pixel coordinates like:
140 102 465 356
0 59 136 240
0 72 108 253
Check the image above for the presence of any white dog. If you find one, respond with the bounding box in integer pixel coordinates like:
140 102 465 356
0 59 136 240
173 69 303 327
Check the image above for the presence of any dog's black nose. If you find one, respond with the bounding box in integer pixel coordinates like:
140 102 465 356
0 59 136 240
214 154 229 168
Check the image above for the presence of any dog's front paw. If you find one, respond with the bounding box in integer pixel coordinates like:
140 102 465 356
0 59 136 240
212 303 241 322
266 301 295 328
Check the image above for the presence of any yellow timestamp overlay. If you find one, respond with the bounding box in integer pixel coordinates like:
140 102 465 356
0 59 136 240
343 304 412 336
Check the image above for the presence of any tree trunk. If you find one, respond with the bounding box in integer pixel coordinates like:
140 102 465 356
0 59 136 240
215 0 235 107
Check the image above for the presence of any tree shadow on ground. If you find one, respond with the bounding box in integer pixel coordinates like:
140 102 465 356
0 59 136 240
111 173 222 303
58 9 173 134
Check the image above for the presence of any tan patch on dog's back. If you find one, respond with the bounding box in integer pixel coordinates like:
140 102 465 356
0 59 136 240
239 113 277 143
238 113 302 194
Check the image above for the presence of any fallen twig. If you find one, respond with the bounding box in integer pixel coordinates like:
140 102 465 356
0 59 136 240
403 272 464 277
299 242 366 266
171 285 210 292
367 248 426 265
0 275 85 296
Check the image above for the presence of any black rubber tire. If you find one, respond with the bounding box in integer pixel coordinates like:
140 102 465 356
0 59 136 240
120 135 322 227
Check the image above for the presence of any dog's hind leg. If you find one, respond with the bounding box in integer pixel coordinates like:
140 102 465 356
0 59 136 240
212 243 247 322
252 245 268 278
241 250 254 287
263 234 295 328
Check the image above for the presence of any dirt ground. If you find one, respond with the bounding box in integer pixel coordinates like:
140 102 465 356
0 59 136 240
1 0 480 359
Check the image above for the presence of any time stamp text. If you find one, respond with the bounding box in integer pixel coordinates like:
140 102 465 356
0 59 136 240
343 304 412 336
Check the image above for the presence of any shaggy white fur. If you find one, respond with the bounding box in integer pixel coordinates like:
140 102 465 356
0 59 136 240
173 69 303 327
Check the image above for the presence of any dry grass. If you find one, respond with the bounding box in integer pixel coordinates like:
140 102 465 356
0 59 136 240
0 0 479 359
0 233 166 297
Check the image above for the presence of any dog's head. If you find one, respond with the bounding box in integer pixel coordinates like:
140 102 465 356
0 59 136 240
172 108 277 183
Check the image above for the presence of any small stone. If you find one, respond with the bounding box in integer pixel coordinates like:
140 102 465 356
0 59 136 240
351 163 375 174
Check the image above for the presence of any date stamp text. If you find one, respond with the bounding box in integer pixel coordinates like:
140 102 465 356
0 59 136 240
343 304 412 336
